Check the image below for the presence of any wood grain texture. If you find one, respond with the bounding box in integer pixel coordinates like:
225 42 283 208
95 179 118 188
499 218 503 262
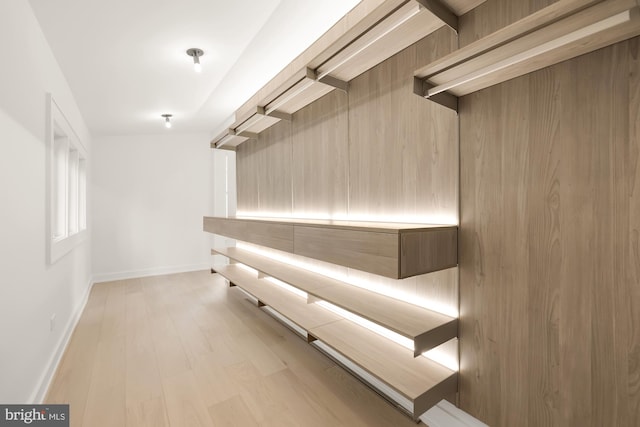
236 120 293 215
423 0 640 97
291 90 349 217
308 320 457 416
205 216 458 278
348 28 458 224
213 246 458 356
203 217 294 253
323 4 444 82
416 0 600 78
458 0 577 47
46 271 422 427
214 264 343 331
459 36 640 427
400 228 458 277
294 226 399 278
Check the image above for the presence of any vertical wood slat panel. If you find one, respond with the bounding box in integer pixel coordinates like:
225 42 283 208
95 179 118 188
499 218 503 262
348 28 458 223
291 90 349 217
627 36 640 427
459 37 640 427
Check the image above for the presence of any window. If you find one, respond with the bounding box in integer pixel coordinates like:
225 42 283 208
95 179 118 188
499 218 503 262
48 95 87 263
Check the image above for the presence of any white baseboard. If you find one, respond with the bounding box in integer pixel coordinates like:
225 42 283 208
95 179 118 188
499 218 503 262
92 263 211 284
31 278 94 404
421 400 489 427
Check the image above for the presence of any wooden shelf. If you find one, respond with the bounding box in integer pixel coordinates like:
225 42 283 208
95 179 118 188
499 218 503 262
213 246 458 356
204 216 458 279
214 264 342 331
210 128 250 150
308 320 457 416
212 263 457 418
262 68 339 116
214 0 479 148
414 0 640 110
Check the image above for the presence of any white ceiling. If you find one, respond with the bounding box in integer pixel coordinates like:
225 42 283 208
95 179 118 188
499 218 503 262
28 0 360 136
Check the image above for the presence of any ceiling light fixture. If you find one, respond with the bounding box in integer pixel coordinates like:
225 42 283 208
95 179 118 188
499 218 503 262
186 48 204 73
161 114 172 128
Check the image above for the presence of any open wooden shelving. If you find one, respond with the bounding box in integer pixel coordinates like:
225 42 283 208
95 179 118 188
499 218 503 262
308 320 457 417
214 264 341 332
414 0 640 110
213 260 457 419
211 0 479 149
204 216 458 279
213 246 458 357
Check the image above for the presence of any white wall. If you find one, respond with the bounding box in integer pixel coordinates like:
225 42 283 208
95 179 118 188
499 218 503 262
92 133 212 281
210 148 237 265
0 1 92 403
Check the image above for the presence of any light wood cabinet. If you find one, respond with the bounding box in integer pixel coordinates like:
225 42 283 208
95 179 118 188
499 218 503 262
204 216 457 279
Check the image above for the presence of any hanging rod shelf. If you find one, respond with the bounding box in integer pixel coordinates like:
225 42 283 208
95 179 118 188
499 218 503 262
414 0 640 111
212 0 468 149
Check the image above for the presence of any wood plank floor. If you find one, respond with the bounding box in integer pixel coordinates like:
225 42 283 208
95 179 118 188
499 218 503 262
45 270 422 426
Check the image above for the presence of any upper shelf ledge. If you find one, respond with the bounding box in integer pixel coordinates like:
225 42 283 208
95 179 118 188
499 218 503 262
213 0 481 149
414 0 640 111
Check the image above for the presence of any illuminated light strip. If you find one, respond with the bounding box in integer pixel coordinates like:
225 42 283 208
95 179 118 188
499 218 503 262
428 10 632 97
234 113 265 135
422 345 459 372
313 340 414 414
264 77 315 116
262 306 308 338
236 210 458 226
316 301 415 350
316 300 459 371
236 242 459 317
237 242 343 285
236 263 258 276
265 276 308 299
316 1 422 80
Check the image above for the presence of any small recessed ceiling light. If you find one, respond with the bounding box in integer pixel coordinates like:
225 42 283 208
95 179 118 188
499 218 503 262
186 48 204 73
161 114 172 129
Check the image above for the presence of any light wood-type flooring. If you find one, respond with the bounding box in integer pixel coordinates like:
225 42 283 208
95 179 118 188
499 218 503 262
45 270 421 426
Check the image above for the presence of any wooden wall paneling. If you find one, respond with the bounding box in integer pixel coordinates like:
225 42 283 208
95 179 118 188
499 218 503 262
584 40 630 427
524 65 562 427
459 37 640 426
256 120 293 214
291 90 349 217
413 30 460 224
458 0 578 47
237 0 395 119
458 75 532 426
627 37 640 426
348 44 406 218
445 0 489 15
415 268 459 316
236 138 261 212
293 226 400 279
348 29 458 222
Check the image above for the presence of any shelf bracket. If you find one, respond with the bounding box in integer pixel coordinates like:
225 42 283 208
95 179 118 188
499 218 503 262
265 109 293 121
414 0 458 33
317 74 349 92
236 130 259 139
413 77 458 112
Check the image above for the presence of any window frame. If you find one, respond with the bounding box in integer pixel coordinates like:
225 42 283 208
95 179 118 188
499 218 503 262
47 94 88 264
